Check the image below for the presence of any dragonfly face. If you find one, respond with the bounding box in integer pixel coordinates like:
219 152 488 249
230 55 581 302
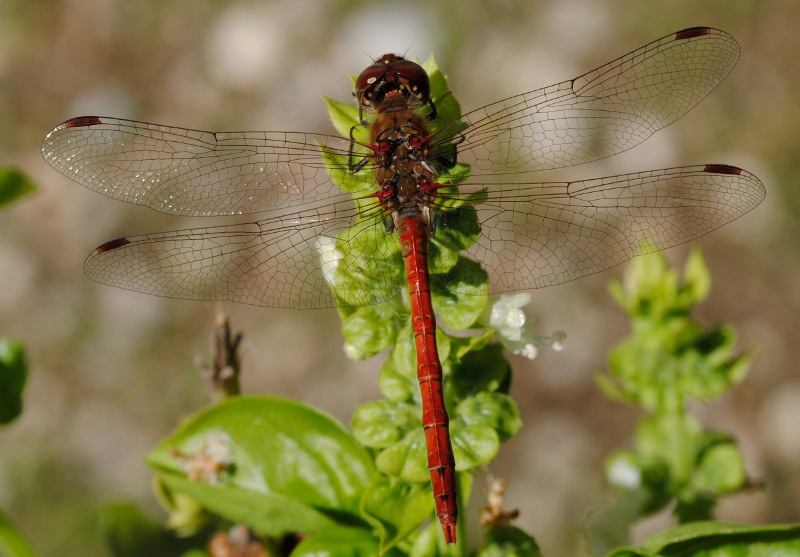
355 53 431 119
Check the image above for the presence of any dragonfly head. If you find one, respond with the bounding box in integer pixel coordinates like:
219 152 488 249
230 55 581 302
355 54 430 115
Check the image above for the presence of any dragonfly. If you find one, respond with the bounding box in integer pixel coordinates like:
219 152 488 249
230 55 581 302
42 27 765 544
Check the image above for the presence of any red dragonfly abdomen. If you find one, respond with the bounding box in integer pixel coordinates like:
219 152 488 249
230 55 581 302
396 213 458 543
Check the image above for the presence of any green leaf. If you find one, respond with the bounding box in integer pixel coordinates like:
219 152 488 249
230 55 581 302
477 525 542 557
351 400 419 448
421 55 464 135
374 428 429 483
0 168 35 208
341 302 399 360
683 249 711 302
450 343 509 400
0 338 27 424
361 475 434 552
333 220 404 307
157 473 337 537
455 392 521 443
636 414 702 485
99 502 199 557
146 396 374 537
0 509 37 557
152 478 209 536
450 421 500 471
436 163 472 185
409 523 440 557
323 95 361 139
606 521 800 557
692 437 746 495
432 258 489 331
377 322 452 404
377 352 419 403
318 144 374 196
291 525 405 557
430 210 482 277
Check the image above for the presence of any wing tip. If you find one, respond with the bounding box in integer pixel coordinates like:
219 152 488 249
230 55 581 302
95 237 131 253
702 164 743 175
674 27 713 41
64 116 103 128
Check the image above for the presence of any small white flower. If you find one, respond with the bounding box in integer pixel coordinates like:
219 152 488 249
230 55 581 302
514 342 538 359
480 294 567 360
550 330 567 352
486 293 532 342
607 456 641 489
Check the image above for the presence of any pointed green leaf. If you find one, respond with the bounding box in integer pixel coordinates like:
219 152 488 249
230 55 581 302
323 95 361 139
683 248 711 302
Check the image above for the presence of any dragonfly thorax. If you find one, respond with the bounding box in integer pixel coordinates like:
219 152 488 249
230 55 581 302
371 107 438 224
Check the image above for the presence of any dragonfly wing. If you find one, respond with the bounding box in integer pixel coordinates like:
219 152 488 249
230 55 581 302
83 196 402 309
440 28 739 175
454 165 764 292
42 117 370 216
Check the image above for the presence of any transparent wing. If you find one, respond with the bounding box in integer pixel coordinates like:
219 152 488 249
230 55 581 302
83 195 403 309
41 116 371 216
433 27 740 175
436 165 765 293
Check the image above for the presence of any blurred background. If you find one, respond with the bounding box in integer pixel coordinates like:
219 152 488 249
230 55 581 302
1 0 798 555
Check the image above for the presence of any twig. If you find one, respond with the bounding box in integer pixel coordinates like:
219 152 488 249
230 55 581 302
195 305 243 401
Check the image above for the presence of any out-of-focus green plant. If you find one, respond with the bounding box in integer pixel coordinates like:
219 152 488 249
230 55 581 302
0 168 37 557
587 247 770 556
